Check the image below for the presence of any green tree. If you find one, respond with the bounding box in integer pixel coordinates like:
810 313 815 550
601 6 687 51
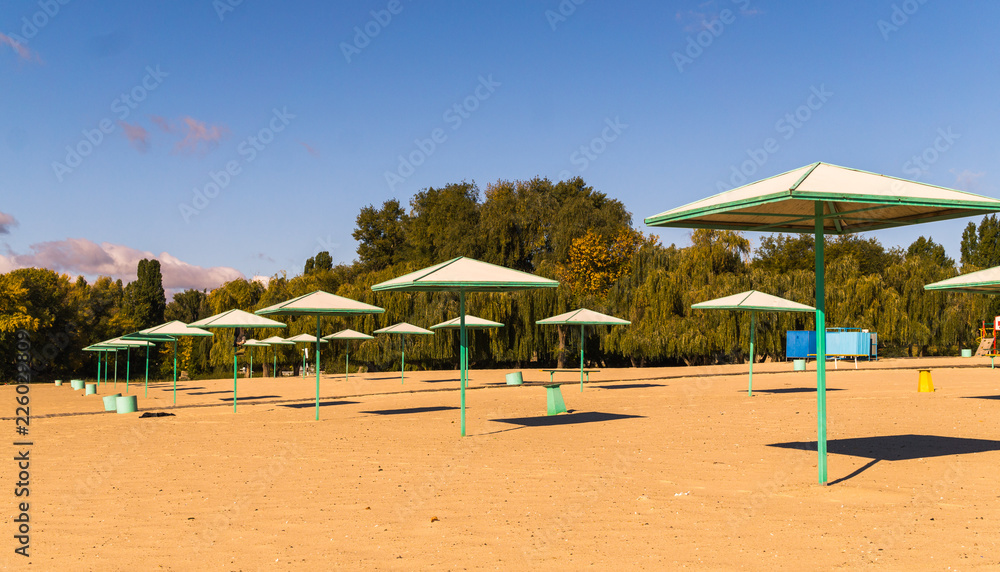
353 199 407 271
122 258 166 331
960 215 1000 270
406 182 482 265
304 251 333 275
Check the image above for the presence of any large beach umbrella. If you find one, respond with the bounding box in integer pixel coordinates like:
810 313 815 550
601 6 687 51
82 343 115 387
373 322 433 384
242 339 271 378
123 320 213 401
285 333 329 380
925 265 1000 364
691 291 815 396
261 336 295 377
256 290 384 420
372 256 559 436
431 315 503 384
322 329 374 382
536 308 630 392
645 161 1000 484
190 309 286 412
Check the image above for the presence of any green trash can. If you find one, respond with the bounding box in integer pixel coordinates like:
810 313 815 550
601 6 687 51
961 349 973 358
116 395 138 414
71 379 85 390
793 359 807 371
505 372 524 386
85 383 97 395
54 379 62 386
103 394 121 411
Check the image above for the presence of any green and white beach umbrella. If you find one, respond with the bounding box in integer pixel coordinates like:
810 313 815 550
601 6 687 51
103 337 155 393
372 256 559 436
190 309 286 412
925 265 1000 293
691 291 815 396
261 335 295 378
536 308 630 392
322 329 374 382
646 161 1000 484
242 339 271 378
256 290 384 420
373 322 433 384
123 320 214 401
431 315 503 383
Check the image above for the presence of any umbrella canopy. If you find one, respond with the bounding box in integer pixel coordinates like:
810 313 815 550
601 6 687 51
372 256 559 435
286 333 330 343
256 291 384 420
430 315 504 329
189 310 286 411
646 161 1000 484
323 329 374 381
692 291 815 395
924 265 1000 293
241 339 270 379
122 320 214 401
537 309 630 391
374 322 433 384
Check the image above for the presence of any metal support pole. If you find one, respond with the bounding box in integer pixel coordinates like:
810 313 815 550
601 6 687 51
97 351 102 388
173 339 178 405
126 347 131 393
460 290 467 437
315 316 321 421
400 334 405 384
144 343 149 398
114 350 118 389
345 343 350 381
233 352 238 412
580 324 586 392
815 204 828 485
749 310 756 396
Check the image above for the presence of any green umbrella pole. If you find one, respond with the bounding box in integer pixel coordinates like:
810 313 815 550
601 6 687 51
400 334 405 384
104 352 109 385
302 348 306 378
126 347 131 394
460 290 467 437
173 340 178 405
315 316 321 421
345 343 350 381
114 350 118 390
815 204 828 485
273 353 277 378
233 352 238 412
96 351 102 387
580 324 586 392
748 310 756 396
144 344 149 398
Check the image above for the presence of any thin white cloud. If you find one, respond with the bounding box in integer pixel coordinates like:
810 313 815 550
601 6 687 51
0 211 17 234
0 238 243 291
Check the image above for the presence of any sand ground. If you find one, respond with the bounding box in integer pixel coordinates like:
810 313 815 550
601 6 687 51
3 356 1000 570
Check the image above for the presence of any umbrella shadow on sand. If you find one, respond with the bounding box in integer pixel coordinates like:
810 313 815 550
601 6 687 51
749 387 845 394
280 400 359 409
770 434 1000 485
361 406 459 415
962 395 1000 401
597 383 666 390
481 411 645 436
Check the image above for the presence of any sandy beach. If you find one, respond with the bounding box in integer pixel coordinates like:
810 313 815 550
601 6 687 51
4 356 1000 570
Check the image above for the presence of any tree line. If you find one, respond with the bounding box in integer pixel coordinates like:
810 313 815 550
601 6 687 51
3 177 1000 382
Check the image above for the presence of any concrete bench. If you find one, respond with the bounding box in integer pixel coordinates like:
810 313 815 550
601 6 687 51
540 369 600 384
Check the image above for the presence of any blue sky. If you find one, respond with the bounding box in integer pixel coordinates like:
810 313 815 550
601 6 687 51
2 0 998 292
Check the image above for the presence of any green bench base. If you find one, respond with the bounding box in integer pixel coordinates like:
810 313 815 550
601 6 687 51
544 384 567 416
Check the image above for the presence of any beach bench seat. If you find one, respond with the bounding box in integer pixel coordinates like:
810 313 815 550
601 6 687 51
540 368 600 384
806 354 865 369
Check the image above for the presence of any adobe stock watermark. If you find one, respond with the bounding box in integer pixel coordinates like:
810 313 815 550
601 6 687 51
556 117 627 180
672 0 755 73
213 0 245 22
384 75 500 192
877 0 929 41
5 0 72 53
51 65 169 182
715 84 833 192
899 127 959 181
341 0 407 63
545 0 586 31
179 107 295 223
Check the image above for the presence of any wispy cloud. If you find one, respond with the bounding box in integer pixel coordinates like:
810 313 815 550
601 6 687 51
300 142 320 158
0 238 243 292
119 121 150 152
150 115 175 133
0 32 40 62
952 169 986 191
0 211 18 234
174 116 228 153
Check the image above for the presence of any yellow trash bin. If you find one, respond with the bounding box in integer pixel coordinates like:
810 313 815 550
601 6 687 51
918 369 934 392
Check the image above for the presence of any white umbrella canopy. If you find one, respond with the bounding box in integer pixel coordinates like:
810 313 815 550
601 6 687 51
372 256 559 436
646 161 1000 485
286 333 330 343
256 290 384 420
374 322 433 384
189 310 287 411
924 265 1000 293
242 339 270 379
322 329 375 381
537 308 630 391
692 290 815 395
